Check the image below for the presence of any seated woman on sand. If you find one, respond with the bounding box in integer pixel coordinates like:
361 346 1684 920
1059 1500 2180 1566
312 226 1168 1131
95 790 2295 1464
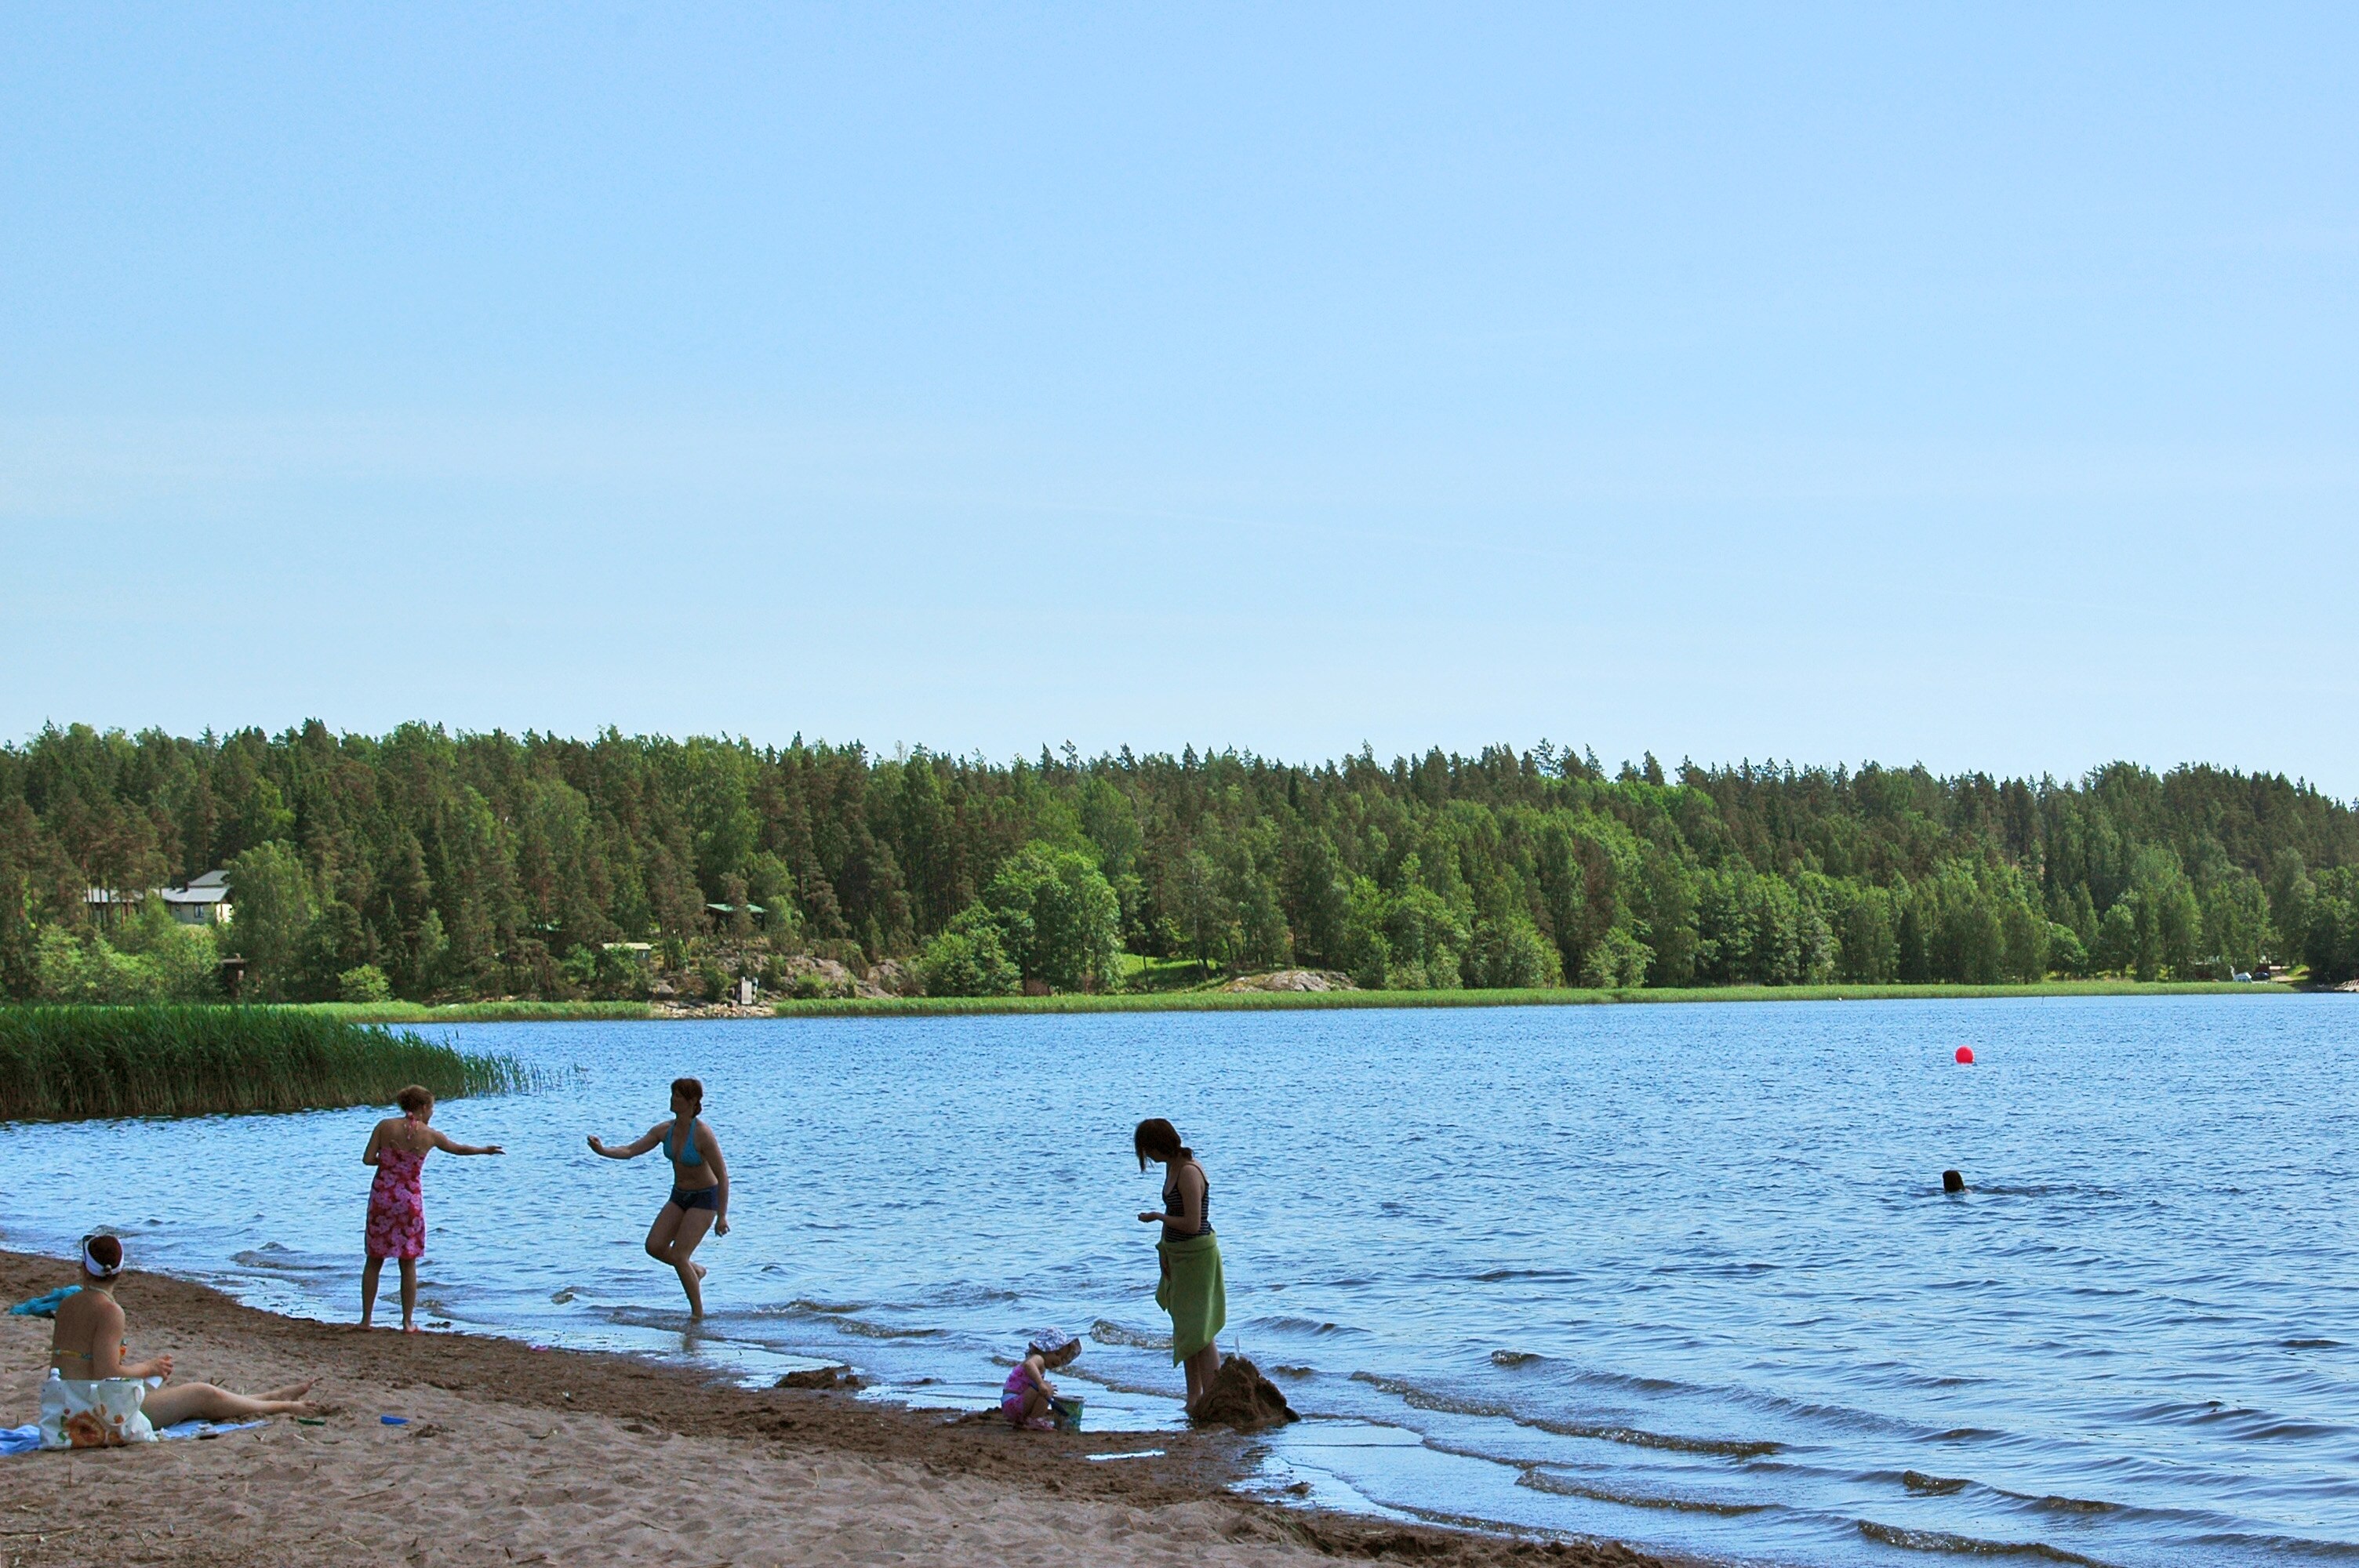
42 1235 315 1450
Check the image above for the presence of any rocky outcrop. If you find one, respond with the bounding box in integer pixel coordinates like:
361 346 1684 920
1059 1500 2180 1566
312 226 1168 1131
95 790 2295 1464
654 1000 772 1018
867 958 920 996
773 955 892 1000
1220 969 1357 993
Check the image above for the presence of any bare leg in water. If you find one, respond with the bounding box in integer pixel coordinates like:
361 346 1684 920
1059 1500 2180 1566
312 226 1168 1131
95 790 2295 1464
144 1379 317 1426
1182 1342 1221 1412
359 1257 421 1330
643 1203 717 1319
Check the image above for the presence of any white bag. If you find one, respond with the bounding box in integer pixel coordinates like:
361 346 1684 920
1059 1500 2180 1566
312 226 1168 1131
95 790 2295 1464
38 1370 158 1449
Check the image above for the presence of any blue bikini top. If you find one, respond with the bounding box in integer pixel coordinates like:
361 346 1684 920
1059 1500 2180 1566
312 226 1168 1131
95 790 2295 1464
665 1116 704 1167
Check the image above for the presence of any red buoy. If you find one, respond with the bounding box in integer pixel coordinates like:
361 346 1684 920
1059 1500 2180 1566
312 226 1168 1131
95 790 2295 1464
1955 1046 1976 1065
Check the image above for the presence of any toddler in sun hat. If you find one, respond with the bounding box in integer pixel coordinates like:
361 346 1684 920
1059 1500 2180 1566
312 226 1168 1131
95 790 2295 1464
1001 1329 1080 1430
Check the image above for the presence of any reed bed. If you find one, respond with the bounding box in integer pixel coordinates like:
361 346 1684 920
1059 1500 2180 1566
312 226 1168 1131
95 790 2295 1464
0 1005 534 1122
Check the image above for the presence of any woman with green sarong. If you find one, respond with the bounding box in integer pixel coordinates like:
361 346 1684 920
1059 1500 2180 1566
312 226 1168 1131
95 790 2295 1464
1136 1117 1223 1414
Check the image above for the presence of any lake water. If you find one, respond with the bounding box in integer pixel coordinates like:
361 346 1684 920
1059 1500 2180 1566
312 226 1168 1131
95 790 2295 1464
1 996 2353 1566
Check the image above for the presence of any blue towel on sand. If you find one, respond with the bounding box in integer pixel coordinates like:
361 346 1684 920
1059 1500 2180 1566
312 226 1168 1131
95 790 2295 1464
0 1417 264 1456
8 1287 79 1319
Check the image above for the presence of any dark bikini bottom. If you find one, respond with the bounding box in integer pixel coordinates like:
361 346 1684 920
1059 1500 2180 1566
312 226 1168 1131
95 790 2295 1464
670 1186 719 1212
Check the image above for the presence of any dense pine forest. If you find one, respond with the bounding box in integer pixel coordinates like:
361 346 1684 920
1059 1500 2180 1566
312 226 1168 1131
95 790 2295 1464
4 722 2357 1004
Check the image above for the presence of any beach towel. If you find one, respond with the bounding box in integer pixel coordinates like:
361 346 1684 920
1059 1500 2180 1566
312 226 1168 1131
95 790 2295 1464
1154 1232 1226 1365
2 1416 264 1457
38 1370 158 1450
8 1286 79 1318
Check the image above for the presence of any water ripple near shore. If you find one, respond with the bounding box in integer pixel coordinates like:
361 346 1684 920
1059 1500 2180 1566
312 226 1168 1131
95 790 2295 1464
1 994 2353 1568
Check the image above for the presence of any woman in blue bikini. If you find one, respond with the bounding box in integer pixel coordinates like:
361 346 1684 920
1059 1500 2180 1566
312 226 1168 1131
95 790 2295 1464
588 1076 730 1319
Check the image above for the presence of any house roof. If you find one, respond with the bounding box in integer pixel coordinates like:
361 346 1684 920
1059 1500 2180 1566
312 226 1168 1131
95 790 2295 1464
86 869 235 906
158 869 233 904
705 902 766 915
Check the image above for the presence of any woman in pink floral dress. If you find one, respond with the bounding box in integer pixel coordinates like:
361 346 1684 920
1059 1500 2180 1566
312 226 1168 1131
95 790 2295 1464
360 1085 503 1330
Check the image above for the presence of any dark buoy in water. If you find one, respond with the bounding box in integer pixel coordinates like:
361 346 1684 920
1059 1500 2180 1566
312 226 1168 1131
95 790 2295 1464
1943 1169 1966 1194
1955 1045 1975 1065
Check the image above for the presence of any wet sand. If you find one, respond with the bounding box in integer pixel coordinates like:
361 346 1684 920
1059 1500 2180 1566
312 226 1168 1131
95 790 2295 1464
0 1249 1683 1567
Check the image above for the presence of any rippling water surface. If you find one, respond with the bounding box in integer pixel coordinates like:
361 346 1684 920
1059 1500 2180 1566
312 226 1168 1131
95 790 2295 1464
2 995 2354 1566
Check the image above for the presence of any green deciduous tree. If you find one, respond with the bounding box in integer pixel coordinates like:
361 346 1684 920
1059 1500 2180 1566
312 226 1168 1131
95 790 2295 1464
2199 869 2272 975
226 840 312 1001
1469 909 1561 989
1381 878 1468 990
916 906 1023 996
2304 868 2359 985
980 842 1121 992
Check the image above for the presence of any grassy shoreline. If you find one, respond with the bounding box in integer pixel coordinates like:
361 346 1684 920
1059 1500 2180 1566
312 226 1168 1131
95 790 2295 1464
14 982 2299 1032
761 978 2295 1017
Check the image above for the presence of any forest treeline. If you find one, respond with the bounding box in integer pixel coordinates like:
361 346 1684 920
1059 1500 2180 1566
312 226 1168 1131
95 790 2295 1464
4 722 2358 1004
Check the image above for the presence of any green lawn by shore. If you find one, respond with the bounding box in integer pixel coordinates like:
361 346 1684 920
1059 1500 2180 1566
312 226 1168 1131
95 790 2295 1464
761 978 2295 1018
235 978 2304 1025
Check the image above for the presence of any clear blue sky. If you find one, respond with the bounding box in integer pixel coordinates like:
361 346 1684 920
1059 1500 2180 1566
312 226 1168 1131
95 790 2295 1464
5 5 2355 791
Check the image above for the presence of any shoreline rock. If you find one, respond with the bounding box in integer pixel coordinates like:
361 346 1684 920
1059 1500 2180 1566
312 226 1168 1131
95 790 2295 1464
1220 969 1357 994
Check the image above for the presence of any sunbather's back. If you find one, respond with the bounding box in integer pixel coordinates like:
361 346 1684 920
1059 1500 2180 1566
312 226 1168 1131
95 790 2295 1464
49 1283 122 1375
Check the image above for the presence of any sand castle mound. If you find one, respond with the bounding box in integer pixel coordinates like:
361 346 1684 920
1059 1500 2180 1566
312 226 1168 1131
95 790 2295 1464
1192 1355 1297 1429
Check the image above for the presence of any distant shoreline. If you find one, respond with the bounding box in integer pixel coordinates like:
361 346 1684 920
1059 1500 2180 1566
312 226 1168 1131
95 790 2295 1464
247 978 2306 1024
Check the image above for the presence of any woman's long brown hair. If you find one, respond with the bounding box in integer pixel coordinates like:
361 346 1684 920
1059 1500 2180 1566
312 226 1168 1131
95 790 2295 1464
1133 1117 1189 1171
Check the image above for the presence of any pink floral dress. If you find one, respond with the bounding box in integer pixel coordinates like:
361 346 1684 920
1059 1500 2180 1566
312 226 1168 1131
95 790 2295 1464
365 1144 428 1261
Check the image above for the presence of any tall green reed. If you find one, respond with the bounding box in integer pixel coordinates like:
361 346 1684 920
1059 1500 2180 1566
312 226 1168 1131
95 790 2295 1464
0 1005 533 1121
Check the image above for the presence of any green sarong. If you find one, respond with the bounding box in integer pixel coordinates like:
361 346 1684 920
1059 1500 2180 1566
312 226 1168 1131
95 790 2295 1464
1155 1232 1226 1364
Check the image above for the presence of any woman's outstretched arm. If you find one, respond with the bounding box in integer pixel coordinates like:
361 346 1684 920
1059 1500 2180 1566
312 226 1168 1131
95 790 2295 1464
587 1122 668 1160
431 1128 504 1156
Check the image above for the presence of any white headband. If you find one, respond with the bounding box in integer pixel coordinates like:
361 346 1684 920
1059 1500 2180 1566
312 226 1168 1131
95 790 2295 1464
82 1236 122 1279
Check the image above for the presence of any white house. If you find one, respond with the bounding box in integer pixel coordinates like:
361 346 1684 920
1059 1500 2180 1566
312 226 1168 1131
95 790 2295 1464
159 869 234 927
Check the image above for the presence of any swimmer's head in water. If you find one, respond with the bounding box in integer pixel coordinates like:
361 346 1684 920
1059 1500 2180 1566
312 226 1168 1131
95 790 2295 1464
395 1084 434 1117
81 1233 123 1279
671 1076 704 1114
1134 1118 1187 1171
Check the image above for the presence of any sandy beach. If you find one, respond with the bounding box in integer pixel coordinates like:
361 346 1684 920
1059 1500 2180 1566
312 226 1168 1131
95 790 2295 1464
0 1249 1680 1568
